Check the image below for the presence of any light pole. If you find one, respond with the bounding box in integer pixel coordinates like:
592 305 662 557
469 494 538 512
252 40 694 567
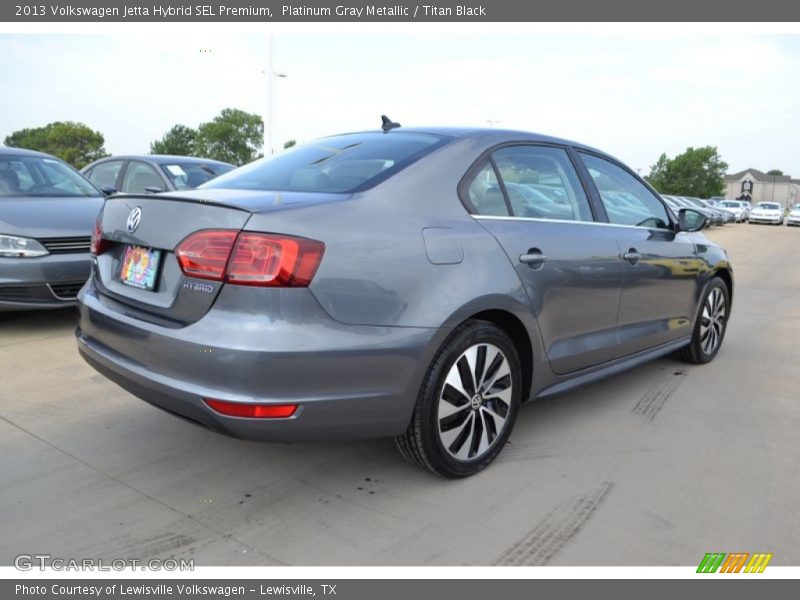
265 34 288 156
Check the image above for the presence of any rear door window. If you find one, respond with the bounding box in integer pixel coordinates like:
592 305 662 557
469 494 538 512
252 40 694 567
86 160 124 189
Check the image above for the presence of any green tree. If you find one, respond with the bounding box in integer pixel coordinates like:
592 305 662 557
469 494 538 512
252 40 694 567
4 121 108 168
646 146 728 198
150 124 197 156
766 169 785 176
283 139 297 149
195 108 264 166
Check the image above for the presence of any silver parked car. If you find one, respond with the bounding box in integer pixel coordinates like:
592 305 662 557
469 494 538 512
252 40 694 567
1 147 104 310
82 155 234 195
749 201 784 225
76 125 733 477
785 203 800 226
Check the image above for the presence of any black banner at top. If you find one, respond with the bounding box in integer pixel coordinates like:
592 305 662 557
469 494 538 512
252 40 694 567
3 0 800 22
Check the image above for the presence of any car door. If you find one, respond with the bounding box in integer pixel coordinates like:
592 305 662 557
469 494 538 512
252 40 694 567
465 144 623 374
120 160 169 194
577 152 700 357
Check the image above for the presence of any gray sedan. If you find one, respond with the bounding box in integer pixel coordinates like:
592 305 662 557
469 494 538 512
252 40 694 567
76 125 733 477
1 147 103 310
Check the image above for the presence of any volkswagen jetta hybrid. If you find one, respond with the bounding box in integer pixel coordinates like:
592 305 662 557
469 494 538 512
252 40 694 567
76 124 733 477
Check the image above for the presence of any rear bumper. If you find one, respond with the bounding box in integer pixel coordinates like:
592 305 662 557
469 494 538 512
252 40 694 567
0 253 90 311
76 282 442 441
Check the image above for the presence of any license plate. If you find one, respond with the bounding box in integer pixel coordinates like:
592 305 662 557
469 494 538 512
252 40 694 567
119 245 161 291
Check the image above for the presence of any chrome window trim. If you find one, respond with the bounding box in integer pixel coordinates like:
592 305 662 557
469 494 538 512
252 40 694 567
473 214 673 233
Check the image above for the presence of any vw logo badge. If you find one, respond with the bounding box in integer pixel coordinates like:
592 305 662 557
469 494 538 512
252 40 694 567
126 207 142 234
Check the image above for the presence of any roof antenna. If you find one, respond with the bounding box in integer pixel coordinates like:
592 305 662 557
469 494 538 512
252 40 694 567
381 115 401 133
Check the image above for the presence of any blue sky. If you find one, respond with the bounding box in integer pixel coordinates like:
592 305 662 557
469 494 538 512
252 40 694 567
1 32 799 175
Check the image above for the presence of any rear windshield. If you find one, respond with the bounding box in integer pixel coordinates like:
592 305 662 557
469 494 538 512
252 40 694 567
161 162 234 190
0 155 100 198
202 132 450 193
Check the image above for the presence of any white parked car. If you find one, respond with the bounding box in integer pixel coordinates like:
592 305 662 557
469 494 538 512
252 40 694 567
749 202 784 225
786 203 800 227
718 200 747 222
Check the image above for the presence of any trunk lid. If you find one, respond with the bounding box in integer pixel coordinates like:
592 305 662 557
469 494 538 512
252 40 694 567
94 190 350 325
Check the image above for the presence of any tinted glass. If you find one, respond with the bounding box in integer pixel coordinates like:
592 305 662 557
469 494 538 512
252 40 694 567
491 146 593 222
122 162 165 193
466 161 509 216
580 153 670 229
0 155 100 198
161 162 235 190
87 160 124 188
203 132 449 193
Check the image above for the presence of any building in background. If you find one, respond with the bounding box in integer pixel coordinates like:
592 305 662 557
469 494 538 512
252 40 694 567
724 169 800 209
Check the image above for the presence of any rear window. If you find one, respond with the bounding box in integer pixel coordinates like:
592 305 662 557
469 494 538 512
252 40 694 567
202 132 450 193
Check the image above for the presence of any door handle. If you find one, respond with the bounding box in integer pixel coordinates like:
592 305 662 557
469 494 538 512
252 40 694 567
623 248 641 265
520 248 548 268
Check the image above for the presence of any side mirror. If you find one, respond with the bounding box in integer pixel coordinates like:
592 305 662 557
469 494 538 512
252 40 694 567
679 208 707 232
99 185 117 196
144 186 164 194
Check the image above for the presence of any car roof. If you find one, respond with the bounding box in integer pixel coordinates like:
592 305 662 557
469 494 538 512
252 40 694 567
0 146 57 159
333 127 610 156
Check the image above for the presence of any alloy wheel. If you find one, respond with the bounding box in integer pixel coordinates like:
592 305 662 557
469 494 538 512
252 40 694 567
700 287 726 354
437 343 513 461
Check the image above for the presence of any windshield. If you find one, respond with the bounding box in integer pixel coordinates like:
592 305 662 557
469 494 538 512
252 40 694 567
161 162 234 190
202 132 450 193
0 155 100 198
720 201 739 208
756 203 780 210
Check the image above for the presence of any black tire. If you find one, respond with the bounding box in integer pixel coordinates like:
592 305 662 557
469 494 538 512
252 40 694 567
395 320 522 478
679 277 730 364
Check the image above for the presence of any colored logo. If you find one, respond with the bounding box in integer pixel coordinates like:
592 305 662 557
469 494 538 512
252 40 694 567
697 552 773 573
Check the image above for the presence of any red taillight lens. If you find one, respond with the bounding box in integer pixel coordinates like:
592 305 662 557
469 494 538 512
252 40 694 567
226 233 325 287
176 230 324 287
175 230 238 281
204 398 298 419
91 217 110 255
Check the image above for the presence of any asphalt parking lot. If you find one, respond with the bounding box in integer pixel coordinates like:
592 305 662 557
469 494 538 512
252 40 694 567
1 223 798 567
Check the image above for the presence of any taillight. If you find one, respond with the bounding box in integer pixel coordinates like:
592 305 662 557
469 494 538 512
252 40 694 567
91 217 110 255
175 230 238 281
204 398 298 418
227 233 325 287
175 230 324 287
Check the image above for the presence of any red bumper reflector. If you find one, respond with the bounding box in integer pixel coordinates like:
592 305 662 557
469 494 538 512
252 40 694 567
203 399 298 419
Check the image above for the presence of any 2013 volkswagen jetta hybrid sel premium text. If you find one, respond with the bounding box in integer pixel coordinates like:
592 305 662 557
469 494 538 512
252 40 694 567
76 125 733 477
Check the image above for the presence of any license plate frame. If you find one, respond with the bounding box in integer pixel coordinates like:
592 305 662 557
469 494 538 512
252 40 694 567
119 245 162 291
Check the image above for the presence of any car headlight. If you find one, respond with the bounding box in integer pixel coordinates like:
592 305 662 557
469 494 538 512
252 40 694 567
0 234 49 258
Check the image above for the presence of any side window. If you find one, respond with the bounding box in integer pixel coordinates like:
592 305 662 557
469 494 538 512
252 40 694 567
580 153 671 229
465 161 510 216
121 162 165 194
87 160 124 189
491 146 593 222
